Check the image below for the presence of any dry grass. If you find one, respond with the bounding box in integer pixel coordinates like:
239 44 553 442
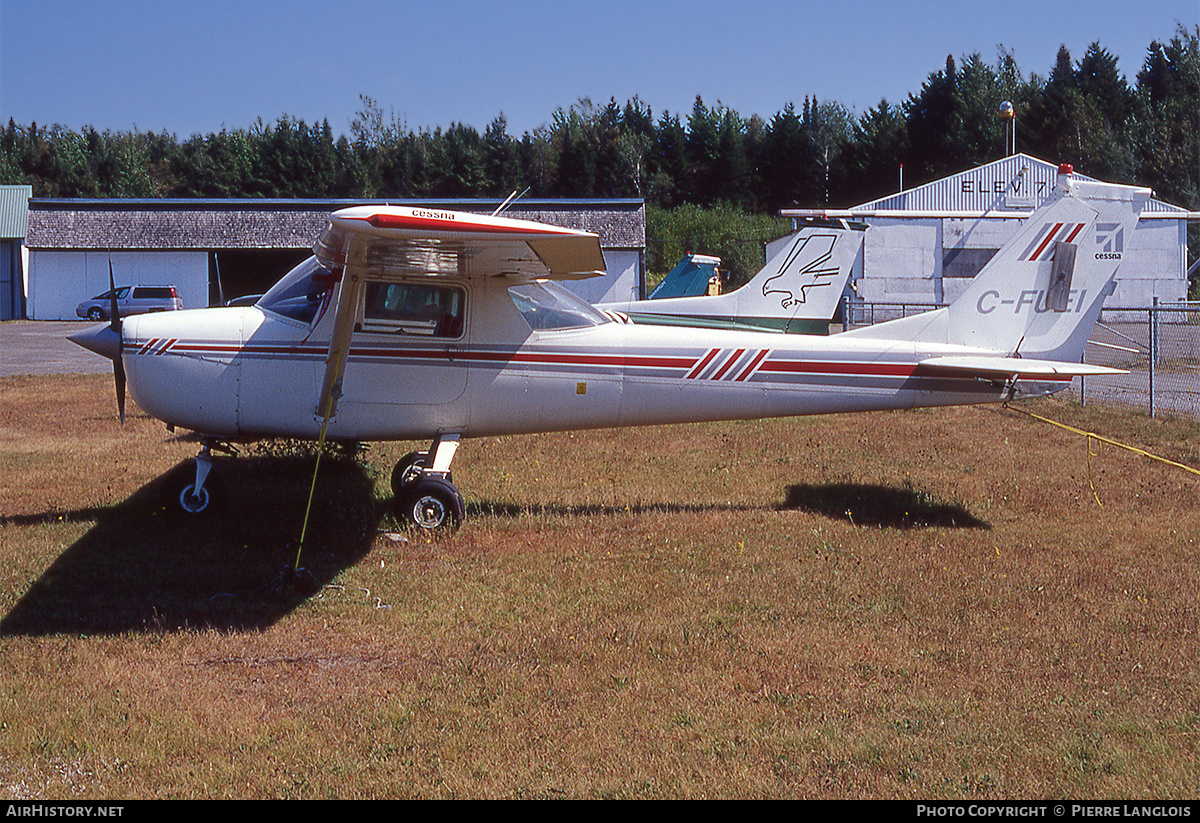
1 373 1198 798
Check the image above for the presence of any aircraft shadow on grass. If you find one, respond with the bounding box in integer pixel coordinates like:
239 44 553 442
468 499 765 519
777 482 991 530
2 464 989 635
1 456 383 637
467 478 991 530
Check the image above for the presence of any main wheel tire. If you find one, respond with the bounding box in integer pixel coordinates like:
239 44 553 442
396 477 463 533
390 451 427 497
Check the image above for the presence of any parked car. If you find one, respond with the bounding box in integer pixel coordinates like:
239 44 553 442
76 285 183 321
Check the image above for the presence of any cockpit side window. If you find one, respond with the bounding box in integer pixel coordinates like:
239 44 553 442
362 281 466 338
508 281 610 331
257 257 338 324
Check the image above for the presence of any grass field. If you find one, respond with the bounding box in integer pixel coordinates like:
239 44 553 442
1 373 1198 799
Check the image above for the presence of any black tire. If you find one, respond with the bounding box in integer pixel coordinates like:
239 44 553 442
87 307 105 321
163 462 224 516
390 451 427 497
396 477 463 533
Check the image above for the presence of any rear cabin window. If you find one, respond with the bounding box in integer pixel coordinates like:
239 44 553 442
362 281 465 338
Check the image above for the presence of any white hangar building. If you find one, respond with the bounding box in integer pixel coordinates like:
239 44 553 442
21 198 646 320
784 154 1197 312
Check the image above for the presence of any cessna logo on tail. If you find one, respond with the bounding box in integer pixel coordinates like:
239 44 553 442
1020 222 1087 261
1095 223 1124 259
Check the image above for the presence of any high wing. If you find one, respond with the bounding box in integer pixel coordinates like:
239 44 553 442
315 205 607 280
312 206 606 421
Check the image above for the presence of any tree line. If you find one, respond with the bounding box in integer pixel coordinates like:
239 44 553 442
1 26 1195 281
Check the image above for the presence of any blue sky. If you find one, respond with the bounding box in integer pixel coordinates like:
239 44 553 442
0 0 1194 139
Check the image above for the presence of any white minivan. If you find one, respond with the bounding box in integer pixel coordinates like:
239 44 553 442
76 285 183 321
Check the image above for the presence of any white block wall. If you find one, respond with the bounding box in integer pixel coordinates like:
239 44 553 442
27 250 209 320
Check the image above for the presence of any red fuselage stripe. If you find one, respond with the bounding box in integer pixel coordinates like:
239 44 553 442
685 348 720 379
736 349 771 381
133 341 1068 383
710 349 744 380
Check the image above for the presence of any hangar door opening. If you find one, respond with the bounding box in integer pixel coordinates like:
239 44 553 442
1 241 23 320
210 249 311 306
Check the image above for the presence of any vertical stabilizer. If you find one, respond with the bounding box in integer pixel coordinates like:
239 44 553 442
844 167 1150 362
598 219 866 333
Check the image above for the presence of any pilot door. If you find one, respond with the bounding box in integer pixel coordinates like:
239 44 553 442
338 279 470 432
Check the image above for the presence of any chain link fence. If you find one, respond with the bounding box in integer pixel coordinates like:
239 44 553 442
1081 302 1200 419
843 300 1200 420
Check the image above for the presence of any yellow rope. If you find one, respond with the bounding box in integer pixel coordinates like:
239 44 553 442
1085 432 1103 507
1002 404 1200 507
295 416 331 571
295 288 354 571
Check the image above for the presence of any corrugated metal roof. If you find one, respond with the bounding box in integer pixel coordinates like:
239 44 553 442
856 155 1074 214
848 154 1189 217
0 186 32 239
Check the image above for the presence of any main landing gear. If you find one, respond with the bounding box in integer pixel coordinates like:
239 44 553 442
390 434 465 533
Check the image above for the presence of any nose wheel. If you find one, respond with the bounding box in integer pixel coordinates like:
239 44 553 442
164 442 226 516
392 434 464 533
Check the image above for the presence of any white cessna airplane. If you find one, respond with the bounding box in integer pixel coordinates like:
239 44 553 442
596 216 866 335
70 165 1147 531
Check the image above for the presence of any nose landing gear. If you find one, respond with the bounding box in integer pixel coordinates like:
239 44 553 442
164 441 232 516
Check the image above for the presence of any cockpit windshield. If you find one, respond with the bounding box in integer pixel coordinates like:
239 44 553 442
508 281 611 331
256 257 339 324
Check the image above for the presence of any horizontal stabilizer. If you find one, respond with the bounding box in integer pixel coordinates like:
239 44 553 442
917 355 1126 380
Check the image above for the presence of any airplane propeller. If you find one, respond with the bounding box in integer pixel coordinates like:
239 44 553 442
67 255 126 422
108 258 127 423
